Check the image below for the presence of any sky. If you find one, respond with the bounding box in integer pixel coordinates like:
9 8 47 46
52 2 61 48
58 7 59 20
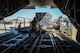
5 6 68 21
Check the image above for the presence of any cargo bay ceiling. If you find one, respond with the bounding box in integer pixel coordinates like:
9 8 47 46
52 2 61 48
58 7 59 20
0 0 80 31
0 0 56 19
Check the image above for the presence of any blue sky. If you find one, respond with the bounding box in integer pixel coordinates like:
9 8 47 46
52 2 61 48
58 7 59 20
5 6 68 21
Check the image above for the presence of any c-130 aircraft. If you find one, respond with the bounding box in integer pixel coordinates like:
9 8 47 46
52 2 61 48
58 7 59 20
0 0 80 53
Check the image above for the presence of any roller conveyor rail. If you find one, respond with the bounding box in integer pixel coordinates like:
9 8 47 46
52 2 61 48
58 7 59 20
0 32 77 53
